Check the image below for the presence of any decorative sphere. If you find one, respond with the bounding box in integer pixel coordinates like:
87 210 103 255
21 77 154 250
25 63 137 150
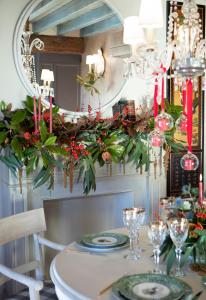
155 112 174 132
180 152 199 171
148 129 165 147
175 114 187 133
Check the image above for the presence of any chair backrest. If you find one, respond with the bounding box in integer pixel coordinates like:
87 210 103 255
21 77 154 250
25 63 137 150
0 208 47 246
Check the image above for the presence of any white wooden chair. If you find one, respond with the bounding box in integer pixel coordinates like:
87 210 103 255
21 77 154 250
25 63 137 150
0 208 66 300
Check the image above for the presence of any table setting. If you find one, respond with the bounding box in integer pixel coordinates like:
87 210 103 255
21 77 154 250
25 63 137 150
50 203 206 300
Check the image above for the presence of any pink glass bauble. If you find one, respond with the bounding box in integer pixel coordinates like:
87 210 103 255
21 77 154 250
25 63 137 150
175 114 187 133
155 111 174 132
180 152 199 171
148 129 165 147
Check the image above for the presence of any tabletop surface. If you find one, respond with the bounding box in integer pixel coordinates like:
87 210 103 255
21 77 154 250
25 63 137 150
50 228 206 300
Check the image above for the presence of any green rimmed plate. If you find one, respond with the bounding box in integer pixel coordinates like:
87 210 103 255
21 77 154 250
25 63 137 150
80 232 129 249
112 274 192 300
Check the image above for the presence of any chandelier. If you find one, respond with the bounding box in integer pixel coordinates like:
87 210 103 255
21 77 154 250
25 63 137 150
21 31 44 93
123 0 206 171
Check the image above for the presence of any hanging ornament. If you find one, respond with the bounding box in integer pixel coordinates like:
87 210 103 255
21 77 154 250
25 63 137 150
175 114 188 132
148 128 165 147
180 152 199 171
180 79 199 171
155 67 174 131
155 111 174 132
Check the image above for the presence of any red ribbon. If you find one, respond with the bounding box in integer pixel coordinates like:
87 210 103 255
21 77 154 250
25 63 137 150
161 65 166 111
153 78 158 118
182 87 187 116
187 79 193 153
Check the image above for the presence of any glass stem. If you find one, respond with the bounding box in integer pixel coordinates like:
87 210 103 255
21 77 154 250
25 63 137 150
153 247 161 273
129 231 136 256
175 248 182 273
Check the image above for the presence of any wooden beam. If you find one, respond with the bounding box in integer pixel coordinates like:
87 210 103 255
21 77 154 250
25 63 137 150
31 35 84 54
30 0 73 22
32 0 103 34
57 4 114 35
81 16 122 37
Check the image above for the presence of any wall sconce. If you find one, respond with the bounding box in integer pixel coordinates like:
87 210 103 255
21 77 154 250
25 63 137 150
40 69 54 97
86 49 105 78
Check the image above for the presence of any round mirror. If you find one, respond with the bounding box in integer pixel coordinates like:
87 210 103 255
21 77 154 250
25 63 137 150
13 0 127 118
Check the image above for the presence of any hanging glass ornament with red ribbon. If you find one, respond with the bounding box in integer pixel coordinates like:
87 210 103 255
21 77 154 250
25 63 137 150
175 84 188 133
175 114 188 132
180 79 199 171
155 67 174 132
148 128 165 147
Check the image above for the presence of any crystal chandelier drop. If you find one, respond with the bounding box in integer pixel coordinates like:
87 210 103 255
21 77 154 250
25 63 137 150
123 0 205 171
21 31 44 92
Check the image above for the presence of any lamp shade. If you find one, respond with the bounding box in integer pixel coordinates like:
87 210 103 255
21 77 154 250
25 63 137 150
123 16 145 45
41 69 51 81
86 55 95 65
48 70 54 82
139 0 163 28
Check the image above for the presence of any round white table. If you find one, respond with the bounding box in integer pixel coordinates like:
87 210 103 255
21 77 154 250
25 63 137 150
50 228 206 300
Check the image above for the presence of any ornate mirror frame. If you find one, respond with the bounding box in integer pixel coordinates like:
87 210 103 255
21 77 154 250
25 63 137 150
13 0 127 119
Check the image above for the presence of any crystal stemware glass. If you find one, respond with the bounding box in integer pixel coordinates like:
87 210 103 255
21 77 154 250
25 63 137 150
169 218 189 277
123 208 145 260
148 221 167 274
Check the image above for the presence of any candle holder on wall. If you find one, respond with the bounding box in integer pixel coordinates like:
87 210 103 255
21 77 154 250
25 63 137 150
21 31 44 93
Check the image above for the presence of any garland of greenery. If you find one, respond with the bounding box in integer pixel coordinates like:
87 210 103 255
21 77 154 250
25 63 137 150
0 96 184 194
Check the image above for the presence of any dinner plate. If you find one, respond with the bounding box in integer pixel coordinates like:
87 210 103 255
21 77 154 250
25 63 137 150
79 232 129 249
112 274 192 300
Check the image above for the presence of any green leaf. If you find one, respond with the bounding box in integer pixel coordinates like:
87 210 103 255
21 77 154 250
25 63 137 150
11 110 26 125
194 229 206 237
0 131 7 144
166 245 176 275
180 245 194 268
26 155 38 175
107 145 125 159
52 106 59 115
40 120 48 142
23 95 34 114
0 122 6 128
11 138 23 160
24 147 38 158
44 136 57 146
33 167 51 189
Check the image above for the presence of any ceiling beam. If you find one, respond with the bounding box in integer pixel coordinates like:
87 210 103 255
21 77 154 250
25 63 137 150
57 4 114 35
32 0 103 34
80 16 122 37
31 34 84 54
30 0 73 22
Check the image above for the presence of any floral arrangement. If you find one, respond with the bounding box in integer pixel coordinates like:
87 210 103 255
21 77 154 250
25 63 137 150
160 188 206 274
0 96 183 194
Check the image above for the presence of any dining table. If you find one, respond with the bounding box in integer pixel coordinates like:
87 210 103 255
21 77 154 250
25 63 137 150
50 227 206 300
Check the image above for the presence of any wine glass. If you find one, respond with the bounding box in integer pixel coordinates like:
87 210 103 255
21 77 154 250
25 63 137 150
148 221 167 273
123 208 145 260
169 218 189 277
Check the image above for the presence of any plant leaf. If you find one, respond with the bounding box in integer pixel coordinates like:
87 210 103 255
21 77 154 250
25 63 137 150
44 136 57 146
11 110 26 125
40 120 48 142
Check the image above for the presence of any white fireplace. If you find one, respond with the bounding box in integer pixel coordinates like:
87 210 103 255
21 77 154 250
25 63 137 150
0 162 166 280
